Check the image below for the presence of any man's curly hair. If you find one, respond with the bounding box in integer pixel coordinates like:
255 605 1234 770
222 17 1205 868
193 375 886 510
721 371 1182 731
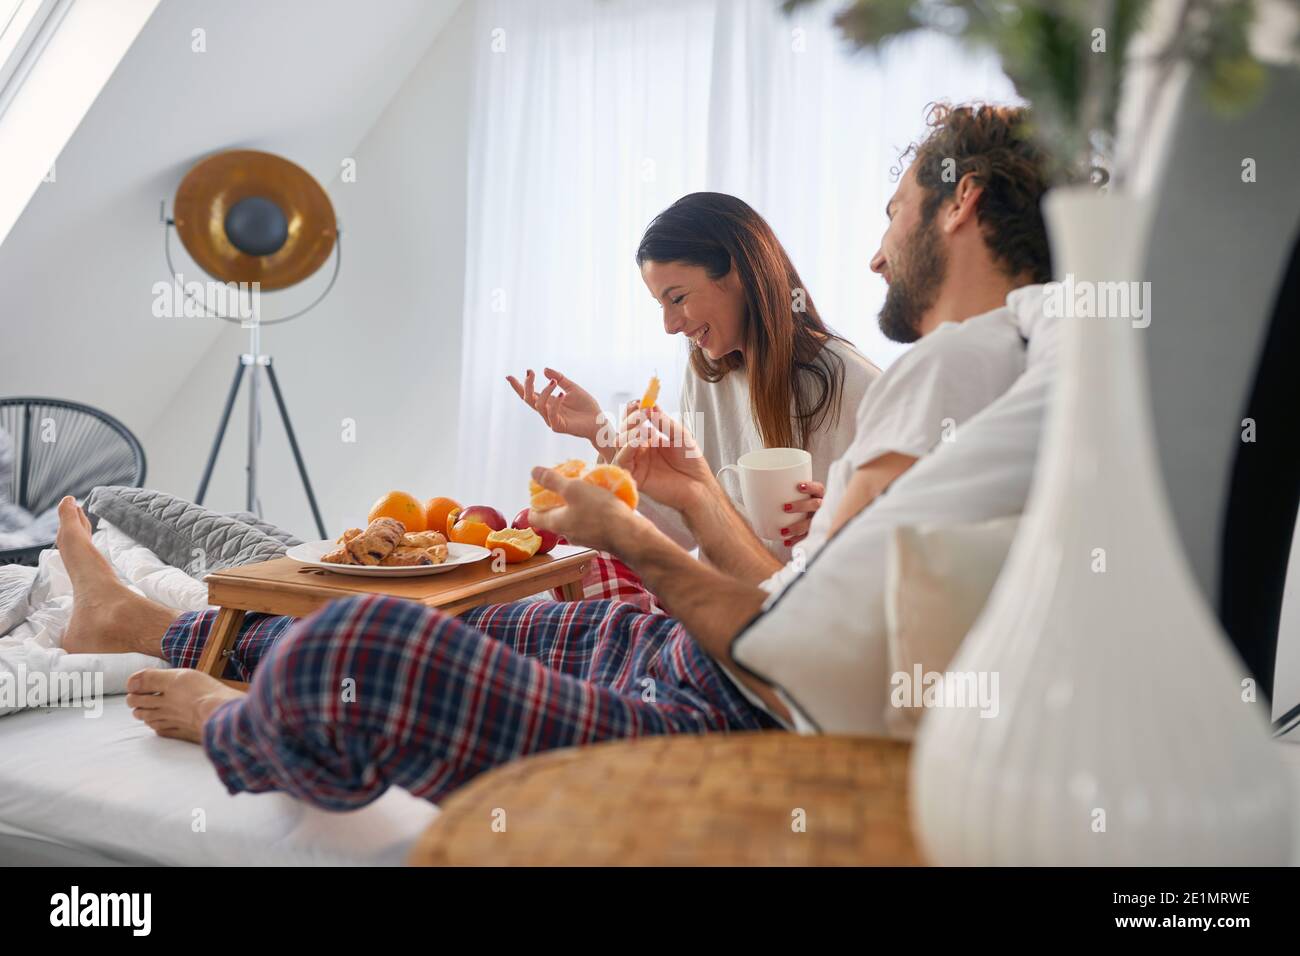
901 103 1052 284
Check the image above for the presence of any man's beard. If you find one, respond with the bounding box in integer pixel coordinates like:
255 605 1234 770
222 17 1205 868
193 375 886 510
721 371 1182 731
877 212 947 344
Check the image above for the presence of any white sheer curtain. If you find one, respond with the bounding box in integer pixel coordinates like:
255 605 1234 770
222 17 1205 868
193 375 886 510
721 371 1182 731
457 0 1017 514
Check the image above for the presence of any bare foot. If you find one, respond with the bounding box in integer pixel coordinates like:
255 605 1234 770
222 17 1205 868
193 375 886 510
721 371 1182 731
126 668 245 744
57 497 178 657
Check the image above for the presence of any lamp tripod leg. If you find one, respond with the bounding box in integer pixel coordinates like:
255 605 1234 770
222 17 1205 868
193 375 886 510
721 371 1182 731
246 360 258 514
196 360 246 506
264 362 328 539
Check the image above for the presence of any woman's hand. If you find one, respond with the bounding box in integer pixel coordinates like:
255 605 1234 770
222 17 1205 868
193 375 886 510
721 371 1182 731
613 407 718 514
778 480 824 548
506 368 605 447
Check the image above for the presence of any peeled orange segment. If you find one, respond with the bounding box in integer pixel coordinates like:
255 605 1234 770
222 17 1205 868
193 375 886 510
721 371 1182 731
368 491 427 533
529 489 567 512
485 527 542 563
640 375 660 410
528 459 586 496
583 463 638 509
528 459 589 511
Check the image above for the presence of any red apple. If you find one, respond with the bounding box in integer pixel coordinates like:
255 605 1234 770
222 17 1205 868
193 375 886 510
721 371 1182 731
513 508 558 555
460 505 507 531
447 505 509 548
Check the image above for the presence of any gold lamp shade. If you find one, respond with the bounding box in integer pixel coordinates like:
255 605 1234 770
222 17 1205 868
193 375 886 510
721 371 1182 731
173 149 337 292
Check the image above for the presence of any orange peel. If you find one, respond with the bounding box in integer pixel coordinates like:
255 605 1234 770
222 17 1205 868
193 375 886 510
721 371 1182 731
486 527 542 563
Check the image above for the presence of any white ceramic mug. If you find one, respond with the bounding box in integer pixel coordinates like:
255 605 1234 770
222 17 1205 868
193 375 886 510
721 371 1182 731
716 447 812 541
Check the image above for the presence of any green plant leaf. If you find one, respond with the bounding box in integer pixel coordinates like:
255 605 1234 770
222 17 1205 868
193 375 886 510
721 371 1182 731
1203 52 1267 113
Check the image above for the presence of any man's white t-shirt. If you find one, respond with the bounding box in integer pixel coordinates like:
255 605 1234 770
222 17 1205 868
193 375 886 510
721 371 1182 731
732 285 1057 732
726 288 1050 728
800 306 1028 557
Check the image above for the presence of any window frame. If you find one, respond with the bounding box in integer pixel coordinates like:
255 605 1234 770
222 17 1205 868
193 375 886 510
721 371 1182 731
0 0 70 121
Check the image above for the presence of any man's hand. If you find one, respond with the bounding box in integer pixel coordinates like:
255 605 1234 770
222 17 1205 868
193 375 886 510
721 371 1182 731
528 465 641 554
612 407 718 513
535 455 790 724
613 406 781 584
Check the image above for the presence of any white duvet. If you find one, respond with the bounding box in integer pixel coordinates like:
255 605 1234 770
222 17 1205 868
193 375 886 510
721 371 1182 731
0 522 211 717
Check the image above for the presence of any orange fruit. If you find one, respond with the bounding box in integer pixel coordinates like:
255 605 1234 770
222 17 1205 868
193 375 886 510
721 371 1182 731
424 496 461 537
485 527 542 563
446 508 491 547
368 490 426 532
583 464 638 509
528 459 588 511
528 459 586 495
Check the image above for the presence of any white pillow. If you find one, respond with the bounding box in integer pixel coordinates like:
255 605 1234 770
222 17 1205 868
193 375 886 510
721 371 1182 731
883 516 1020 738
730 291 1057 735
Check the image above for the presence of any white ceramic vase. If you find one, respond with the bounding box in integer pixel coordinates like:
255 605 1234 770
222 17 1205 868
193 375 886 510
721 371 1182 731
910 186 1294 865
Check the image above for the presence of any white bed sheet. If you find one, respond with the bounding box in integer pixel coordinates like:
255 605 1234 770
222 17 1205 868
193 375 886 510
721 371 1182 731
0 697 439 866
3 693 1296 865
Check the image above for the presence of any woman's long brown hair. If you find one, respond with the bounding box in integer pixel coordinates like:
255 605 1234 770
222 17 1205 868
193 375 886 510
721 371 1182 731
636 192 848 450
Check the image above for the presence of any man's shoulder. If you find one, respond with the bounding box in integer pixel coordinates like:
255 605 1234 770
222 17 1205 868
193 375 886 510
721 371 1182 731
883 307 1021 381
853 308 1027 436
928 306 1023 352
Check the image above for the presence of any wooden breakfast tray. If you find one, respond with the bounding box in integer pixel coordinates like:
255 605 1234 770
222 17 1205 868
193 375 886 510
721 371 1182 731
199 544 594 682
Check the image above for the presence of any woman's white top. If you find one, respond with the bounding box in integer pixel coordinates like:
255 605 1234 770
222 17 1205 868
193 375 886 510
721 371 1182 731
639 337 880 557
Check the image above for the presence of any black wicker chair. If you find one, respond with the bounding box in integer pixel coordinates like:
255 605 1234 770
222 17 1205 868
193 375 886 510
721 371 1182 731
0 398 147 566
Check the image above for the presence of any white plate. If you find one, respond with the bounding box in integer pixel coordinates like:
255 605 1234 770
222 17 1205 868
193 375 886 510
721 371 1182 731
286 540 493 577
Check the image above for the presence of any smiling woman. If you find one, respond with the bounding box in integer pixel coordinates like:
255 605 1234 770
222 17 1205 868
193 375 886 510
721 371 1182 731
630 192 881 553
638 192 857 454
509 192 880 555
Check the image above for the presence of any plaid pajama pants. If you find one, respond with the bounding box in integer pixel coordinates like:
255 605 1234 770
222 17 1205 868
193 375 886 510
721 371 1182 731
550 552 665 613
162 597 778 809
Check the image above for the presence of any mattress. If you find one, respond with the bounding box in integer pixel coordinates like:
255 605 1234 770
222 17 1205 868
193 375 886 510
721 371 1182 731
0 697 439 866
3 694 1297 865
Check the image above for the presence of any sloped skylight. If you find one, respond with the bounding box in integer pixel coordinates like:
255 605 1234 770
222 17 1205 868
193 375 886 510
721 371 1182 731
0 0 64 120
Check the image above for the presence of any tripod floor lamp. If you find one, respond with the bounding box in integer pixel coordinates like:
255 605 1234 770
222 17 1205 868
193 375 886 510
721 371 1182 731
162 149 339 538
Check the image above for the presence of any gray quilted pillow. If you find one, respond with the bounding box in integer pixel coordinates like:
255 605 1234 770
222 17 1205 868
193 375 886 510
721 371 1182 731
85 486 304 578
223 510 304 548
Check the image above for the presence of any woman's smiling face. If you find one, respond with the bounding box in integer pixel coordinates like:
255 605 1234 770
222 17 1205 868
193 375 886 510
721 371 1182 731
640 259 746 361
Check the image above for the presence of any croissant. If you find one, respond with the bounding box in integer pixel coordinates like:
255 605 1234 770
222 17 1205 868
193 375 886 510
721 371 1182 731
401 531 447 550
379 546 435 567
345 517 405 565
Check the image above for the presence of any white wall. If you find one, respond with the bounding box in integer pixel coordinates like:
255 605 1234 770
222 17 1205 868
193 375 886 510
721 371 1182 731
0 0 462 429
142 0 475 537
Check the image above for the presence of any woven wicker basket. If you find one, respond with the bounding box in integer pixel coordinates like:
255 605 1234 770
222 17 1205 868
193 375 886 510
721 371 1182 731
409 731 920 866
